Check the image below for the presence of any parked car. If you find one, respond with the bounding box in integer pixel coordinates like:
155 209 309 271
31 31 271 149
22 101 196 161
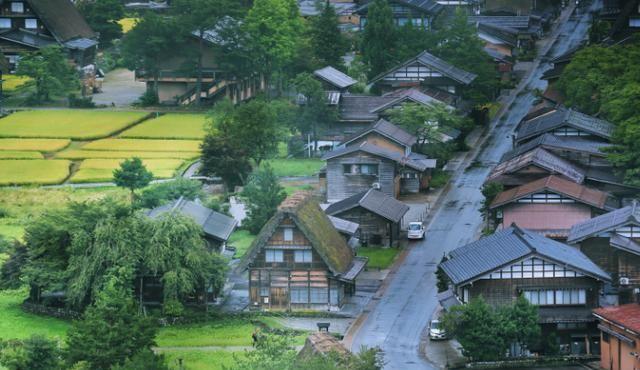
407 222 425 240
429 319 447 340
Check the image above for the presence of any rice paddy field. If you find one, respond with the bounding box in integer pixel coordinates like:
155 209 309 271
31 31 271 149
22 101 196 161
0 110 204 186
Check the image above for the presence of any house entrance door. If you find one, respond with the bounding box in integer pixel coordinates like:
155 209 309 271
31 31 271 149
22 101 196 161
270 287 289 309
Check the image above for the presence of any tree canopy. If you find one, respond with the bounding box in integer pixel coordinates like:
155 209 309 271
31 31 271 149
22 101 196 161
361 0 397 79
77 0 125 47
307 1 349 69
16 46 78 103
241 165 287 234
113 157 153 203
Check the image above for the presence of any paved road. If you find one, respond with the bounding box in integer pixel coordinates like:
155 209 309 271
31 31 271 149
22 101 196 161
349 3 600 369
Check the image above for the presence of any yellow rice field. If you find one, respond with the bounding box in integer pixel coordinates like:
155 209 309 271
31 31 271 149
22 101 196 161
119 113 207 140
82 139 202 152
0 160 71 185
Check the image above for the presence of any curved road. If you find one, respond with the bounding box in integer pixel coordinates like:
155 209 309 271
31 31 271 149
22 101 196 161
349 3 601 369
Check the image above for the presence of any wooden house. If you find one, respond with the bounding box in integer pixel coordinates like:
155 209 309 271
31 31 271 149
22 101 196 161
299 1 360 31
325 189 409 246
0 0 97 72
540 46 579 104
507 134 613 169
240 192 367 312
489 175 616 240
369 50 477 107
146 197 237 252
134 21 264 105
322 118 437 202
568 201 640 304
515 108 614 146
356 0 443 30
440 225 611 355
593 304 640 370
468 16 542 54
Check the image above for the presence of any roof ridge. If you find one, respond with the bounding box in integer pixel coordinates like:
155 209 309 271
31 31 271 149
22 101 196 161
171 196 185 213
511 224 537 253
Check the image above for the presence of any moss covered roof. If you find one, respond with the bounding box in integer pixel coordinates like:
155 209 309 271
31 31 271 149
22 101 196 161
239 192 354 275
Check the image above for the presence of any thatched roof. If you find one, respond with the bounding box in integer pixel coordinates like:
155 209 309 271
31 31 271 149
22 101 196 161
239 192 356 275
298 332 349 359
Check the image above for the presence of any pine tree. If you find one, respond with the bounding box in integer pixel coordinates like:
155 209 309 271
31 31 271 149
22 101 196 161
361 0 397 79
308 1 348 68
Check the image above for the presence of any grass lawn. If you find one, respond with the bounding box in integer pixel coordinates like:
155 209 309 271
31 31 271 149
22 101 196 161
118 17 138 33
0 159 70 185
120 114 207 140
228 230 256 258
2 75 31 92
262 158 323 177
82 139 202 152
357 246 401 270
163 350 244 370
0 151 44 159
0 138 71 152
283 184 315 195
0 110 148 140
0 288 70 340
0 220 25 241
70 158 185 183
56 150 200 160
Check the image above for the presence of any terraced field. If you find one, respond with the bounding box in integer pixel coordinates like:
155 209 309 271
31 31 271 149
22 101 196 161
120 113 207 139
0 159 71 185
71 158 186 183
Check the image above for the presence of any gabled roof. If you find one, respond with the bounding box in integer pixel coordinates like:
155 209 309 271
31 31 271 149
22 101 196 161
568 201 640 243
313 66 358 90
342 118 417 148
357 0 443 16
373 88 455 112
339 95 397 122
328 215 360 236
370 51 477 86
0 29 57 49
516 108 615 143
487 148 585 184
440 226 610 286
325 189 410 223
28 0 96 43
594 304 640 336
490 175 611 210
240 192 363 278
322 141 436 171
467 15 533 30
504 134 612 162
609 234 640 257
147 197 238 242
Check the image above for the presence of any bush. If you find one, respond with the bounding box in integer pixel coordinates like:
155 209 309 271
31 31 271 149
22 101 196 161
429 170 451 189
136 179 204 209
68 94 96 108
0 206 10 218
136 90 159 107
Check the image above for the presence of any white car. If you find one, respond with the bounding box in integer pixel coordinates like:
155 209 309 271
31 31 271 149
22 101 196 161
429 319 447 340
407 222 425 240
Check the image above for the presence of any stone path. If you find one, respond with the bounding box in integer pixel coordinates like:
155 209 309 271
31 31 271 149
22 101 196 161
92 68 146 107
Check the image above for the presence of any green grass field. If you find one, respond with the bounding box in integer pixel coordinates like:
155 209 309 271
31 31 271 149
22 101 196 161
0 110 148 140
70 158 184 183
0 138 71 152
56 150 200 160
0 151 44 159
163 350 243 370
0 289 70 340
356 246 400 270
157 319 260 347
82 139 202 152
0 159 70 185
228 230 256 258
120 114 207 140
261 159 324 177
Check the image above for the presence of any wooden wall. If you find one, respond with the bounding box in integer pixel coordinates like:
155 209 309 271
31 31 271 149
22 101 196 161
333 207 393 246
326 153 396 202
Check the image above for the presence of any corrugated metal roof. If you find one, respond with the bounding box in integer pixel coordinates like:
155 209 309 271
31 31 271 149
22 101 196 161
328 215 360 236
313 66 358 90
322 142 436 171
504 134 611 162
374 88 455 112
490 175 610 210
441 226 611 285
568 201 640 243
609 234 640 257
516 108 614 143
487 148 585 184
342 118 417 148
340 256 368 281
147 197 237 241
339 95 396 122
467 15 532 29
325 189 410 223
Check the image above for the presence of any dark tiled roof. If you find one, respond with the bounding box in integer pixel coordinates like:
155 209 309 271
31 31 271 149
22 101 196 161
0 29 57 48
609 234 640 257
339 95 396 122
490 175 610 210
322 142 436 171
440 226 610 285
488 148 585 184
341 256 368 281
594 304 640 335
568 201 640 243
240 192 362 277
342 118 417 148
374 88 454 112
147 197 237 241
476 22 519 47
328 215 360 236
468 15 533 29
437 289 462 311
63 37 98 50
516 108 615 143
357 0 443 15
299 0 356 16
325 189 410 223
313 66 358 90
504 134 611 162
28 0 96 42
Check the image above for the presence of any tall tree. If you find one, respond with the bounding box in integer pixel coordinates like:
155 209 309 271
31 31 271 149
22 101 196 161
500 295 540 353
230 99 281 166
308 1 349 69
172 0 239 105
200 133 253 190
77 0 125 47
113 158 153 203
241 165 287 234
121 13 182 101
16 46 78 103
361 0 397 79
293 72 337 154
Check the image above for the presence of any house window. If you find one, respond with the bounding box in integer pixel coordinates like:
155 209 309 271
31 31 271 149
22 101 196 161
310 287 328 304
291 287 309 303
25 18 37 29
0 18 11 28
283 228 293 242
342 164 378 175
260 286 269 297
265 249 283 263
523 289 586 306
294 250 312 263
615 225 640 238
11 2 24 13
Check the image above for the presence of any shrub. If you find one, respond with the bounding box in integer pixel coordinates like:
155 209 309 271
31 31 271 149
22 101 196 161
136 179 204 209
